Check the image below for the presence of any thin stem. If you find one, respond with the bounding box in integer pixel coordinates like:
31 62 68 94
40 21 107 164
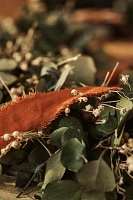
105 62 119 86
101 103 121 110
57 54 81 67
101 71 110 86
0 76 14 100
16 162 46 198
37 138 52 156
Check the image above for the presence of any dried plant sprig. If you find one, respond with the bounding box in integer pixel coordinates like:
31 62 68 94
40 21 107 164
120 74 131 91
0 86 121 157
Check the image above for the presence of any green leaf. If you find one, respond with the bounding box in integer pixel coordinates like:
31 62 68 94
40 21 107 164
105 191 117 200
116 97 132 114
16 162 35 173
54 65 73 91
61 138 85 172
0 149 26 165
59 116 83 130
61 127 83 145
0 58 17 71
125 186 133 200
97 116 117 135
113 97 133 147
68 56 96 85
43 152 65 187
50 127 69 147
42 180 81 200
0 164 2 175
76 158 115 192
81 189 106 200
0 72 17 86
29 145 50 166
100 106 115 118
35 78 47 93
16 171 33 188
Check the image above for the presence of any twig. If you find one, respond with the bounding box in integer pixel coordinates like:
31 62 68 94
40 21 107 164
57 54 81 67
105 62 119 86
16 162 46 198
101 71 110 86
37 138 52 156
0 76 14 100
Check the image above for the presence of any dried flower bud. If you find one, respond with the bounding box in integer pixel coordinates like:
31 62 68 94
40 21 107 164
120 74 129 85
3 134 11 141
1 148 6 154
78 92 83 97
97 105 104 111
10 87 18 95
12 131 20 138
13 52 22 62
118 176 123 186
120 108 127 115
19 61 28 71
85 104 93 111
71 89 78 96
127 138 133 149
119 143 129 154
25 52 33 61
65 107 70 116
126 156 133 165
92 109 101 117
128 163 133 173
78 97 88 103
11 141 21 149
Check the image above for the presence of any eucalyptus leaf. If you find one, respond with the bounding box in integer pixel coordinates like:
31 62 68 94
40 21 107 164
0 58 17 71
0 164 2 175
54 65 73 91
112 97 133 147
40 62 57 76
59 116 83 130
16 162 35 173
125 186 133 200
0 149 26 165
100 106 115 118
81 189 106 200
61 138 85 172
116 97 133 123
16 171 33 188
97 116 118 135
76 158 115 192
67 55 96 85
61 126 83 145
42 180 81 200
50 127 69 147
35 78 46 92
28 145 50 166
44 152 65 188
0 72 17 86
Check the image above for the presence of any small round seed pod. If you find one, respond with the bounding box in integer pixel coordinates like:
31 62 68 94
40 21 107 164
12 131 20 138
1 148 6 155
119 143 129 155
126 156 133 165
11 141 21 149
71 89 78 96
65 107 70 116
127 138 133 149
3 134 11 141
128 163 133 173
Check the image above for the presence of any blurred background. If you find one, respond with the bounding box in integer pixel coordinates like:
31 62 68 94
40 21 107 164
0 0 133 86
